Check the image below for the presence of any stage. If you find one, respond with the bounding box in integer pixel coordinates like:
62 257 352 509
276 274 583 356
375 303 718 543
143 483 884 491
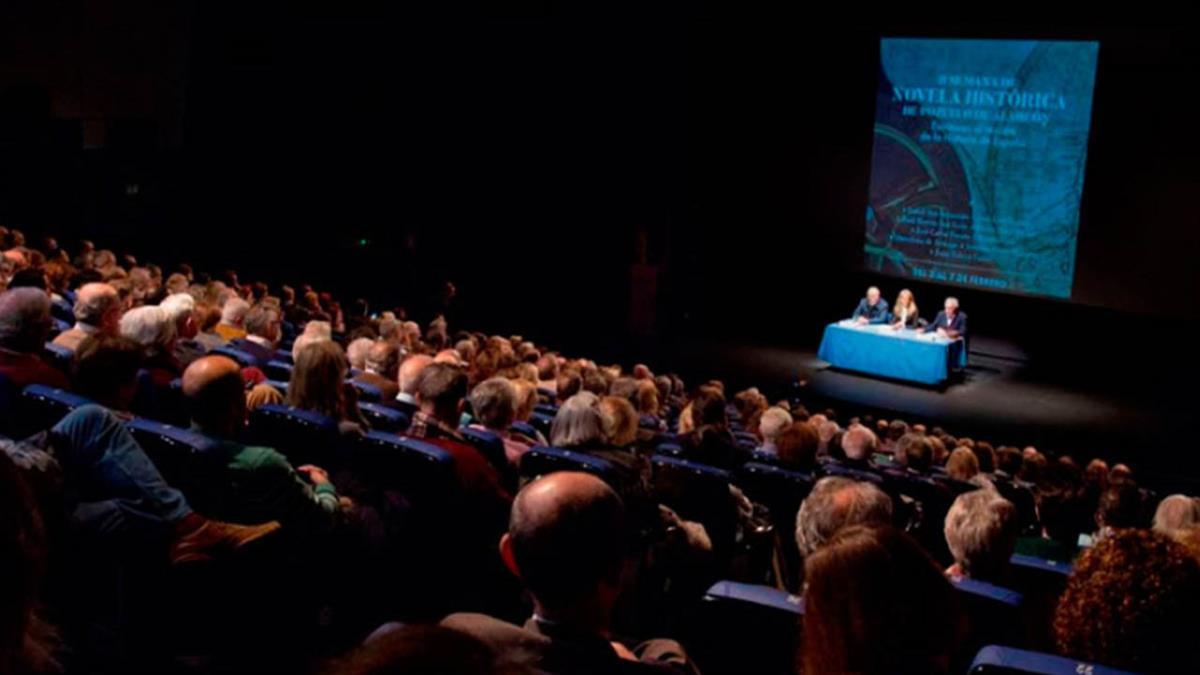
643 333 1197 492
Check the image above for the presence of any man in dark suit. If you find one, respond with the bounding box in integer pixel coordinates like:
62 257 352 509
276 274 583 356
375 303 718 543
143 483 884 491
354 340 400 401
441 471 700 674
230 305 280 368
852 286 890 325
924 296 967 339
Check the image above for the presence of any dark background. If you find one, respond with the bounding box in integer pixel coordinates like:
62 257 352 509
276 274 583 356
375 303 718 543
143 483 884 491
1 3 1197 362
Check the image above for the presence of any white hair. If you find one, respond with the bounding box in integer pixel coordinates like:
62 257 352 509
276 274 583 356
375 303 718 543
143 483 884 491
159 293 195 324
221 297 251 325
945 296 959 308
758 407 793 443
943 489 1018 580
292 332 331 363
549 391 608 448
1153 495 1200 536
346 337 374 371
302 320 332 339
120 305 176 355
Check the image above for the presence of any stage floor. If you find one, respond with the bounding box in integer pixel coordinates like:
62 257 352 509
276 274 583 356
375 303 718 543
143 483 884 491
648 334 1197 490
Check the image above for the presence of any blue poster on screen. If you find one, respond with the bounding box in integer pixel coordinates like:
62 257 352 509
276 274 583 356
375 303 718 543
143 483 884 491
866 38 1099 300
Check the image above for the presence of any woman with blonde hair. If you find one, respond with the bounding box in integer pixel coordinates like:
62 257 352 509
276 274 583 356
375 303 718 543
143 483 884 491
891 288 920 329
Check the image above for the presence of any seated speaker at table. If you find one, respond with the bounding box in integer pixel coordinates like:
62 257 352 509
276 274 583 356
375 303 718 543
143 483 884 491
890 289 921 329
852 286 890 325
924 297 967 339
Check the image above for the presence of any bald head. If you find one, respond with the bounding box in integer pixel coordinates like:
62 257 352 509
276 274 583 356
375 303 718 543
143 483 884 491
182 355 246 436
74 282 122 333
366 340 400 378
398 354 433 395
507 472 626 613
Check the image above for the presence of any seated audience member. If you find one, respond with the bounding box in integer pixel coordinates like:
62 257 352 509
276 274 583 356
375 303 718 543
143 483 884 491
943 490 1019 583
893 432 935 474
328 624 505 675
346 337 374 372
795 476 893 558
509 379 545 438
52 282 121 353
1093 479 1145 541
678 388 743 470
535 354 558 395
392 353 432 414
946 447 983 484
802 525 961 675
756 407 793 456
287 340 368 436
599 396 639 449
0 289 70 390
231 304 281 367
774 421 820 472
442 472 699 675
160 292 205 367
555 371 583 406
1152 494 1200 538
119 305 181 388
468 377 534 467
924 296 967 340
214 297 250 342
1054 529 1200 673
1016 484 1084 563
355 341 400 401
851 286 890 325
838 424 879 471
182 356 343 536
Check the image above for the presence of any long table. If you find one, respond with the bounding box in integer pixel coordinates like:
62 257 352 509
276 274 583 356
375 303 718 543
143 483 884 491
816 321 967 385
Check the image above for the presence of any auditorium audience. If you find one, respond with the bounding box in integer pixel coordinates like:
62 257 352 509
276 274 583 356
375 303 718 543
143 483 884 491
52 282 121 353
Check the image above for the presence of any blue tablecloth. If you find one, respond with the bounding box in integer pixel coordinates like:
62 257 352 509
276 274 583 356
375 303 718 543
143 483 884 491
817 321 967 385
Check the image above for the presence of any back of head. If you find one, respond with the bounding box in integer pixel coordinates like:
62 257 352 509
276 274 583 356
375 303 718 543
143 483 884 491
398 354 433 395
287 340 347 418
1054 529 1200 673
1097 480 1144 530
536 353 558 381
221 297 250 325
508 472 626 615
943 489 1018 582
469 377 517 431
796 476 893 557
758 407 794 444
550 391 607 448
74 335 143 408
182 355 246 435
896 433 934 473
599 396 638 448
346 337 374 371
244 304 279 340
119 305 175 356
0 288 50 353
1153 494 1200 537
72 282 120 328
803 525 959 675
415 362 468 421
159 292 195 325
690 388 727 429
996 446 1023 476
946 447 980 482
841 424 878 461
555 371 582 403
776 421 820 469
365 340 399 378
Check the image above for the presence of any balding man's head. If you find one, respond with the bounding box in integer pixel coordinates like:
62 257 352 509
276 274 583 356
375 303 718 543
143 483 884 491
867 286 881 304
183 355 246 437
0 288 50 353
795 476 893 556
366 340 400 379
74 282 121 334
398 354 433 395
503 472 627 618
842 424 879 461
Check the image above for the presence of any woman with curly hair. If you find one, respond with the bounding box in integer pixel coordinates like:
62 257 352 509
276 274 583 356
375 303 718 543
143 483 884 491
1054 528 1200 673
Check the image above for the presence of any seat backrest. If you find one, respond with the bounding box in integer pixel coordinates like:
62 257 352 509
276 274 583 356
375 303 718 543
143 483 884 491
359 402 409 433
655 441 685 457
210 346 257 368
686 581 803 675
50 297 75 324
969 645 1139 675
704 580 804 615
351 431 456 501
954 577 1027 651
273 349 294 364
247 403 340 468
264 360 294 382
457 426 509 474
43 342 75 372
125 417 227 513
529 411 555 437
533 403 558 418
509 420 539 439
736 461 814 524
519 446 615 482
347 379 382 403
20 384 94 433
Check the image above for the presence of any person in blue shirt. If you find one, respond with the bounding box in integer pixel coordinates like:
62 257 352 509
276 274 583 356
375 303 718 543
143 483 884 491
852 286 890 325
924 296 967 339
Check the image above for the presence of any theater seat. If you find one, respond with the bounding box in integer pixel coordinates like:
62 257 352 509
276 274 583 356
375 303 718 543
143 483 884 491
273 349 294 364
457 426 508 475
358 402 409 433
49 317 71 338
247 403 340 468
968 645 1138 675
43 342 75 373
20 384 93 434
210 346 258 368
264 360 293 382
736 462 814 521
126 418 226 513
509 420 539 439
350 431 456 500
686 581 802 675
347 379 382 403
529 411 555 438
50 297 74 324
953 577 1027 651
655 441 685 457
650 454 738 560
1008 554 1073 652
519 446 615 482
733 430 758 449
